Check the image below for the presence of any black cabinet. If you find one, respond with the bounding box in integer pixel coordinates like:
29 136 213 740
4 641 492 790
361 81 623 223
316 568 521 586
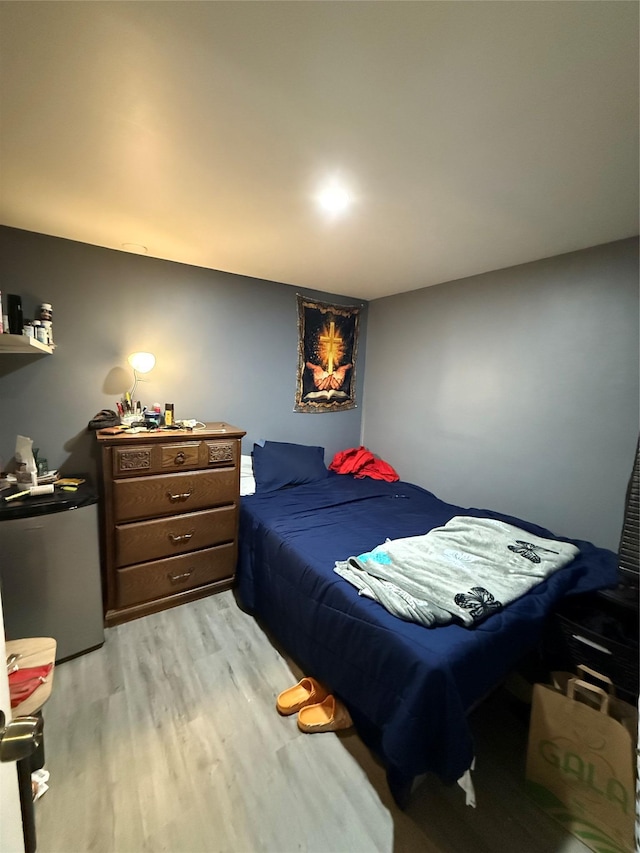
543 584 639 703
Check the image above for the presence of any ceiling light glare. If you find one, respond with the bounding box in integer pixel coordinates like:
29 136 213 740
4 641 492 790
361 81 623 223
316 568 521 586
317 184 352 215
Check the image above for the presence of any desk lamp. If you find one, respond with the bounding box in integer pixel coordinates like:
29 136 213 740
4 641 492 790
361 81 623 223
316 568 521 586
127 351 156 399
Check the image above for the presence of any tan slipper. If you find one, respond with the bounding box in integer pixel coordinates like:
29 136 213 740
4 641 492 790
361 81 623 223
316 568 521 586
297 694 353 733
275 677 329 716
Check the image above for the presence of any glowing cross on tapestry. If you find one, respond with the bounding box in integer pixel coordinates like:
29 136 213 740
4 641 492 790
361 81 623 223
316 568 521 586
295 295 360 413
319 321 341 375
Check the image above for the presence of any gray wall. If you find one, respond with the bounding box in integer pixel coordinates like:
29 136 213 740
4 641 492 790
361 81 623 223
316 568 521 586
362 238 639 551
2 227 637 551
0 226 366 479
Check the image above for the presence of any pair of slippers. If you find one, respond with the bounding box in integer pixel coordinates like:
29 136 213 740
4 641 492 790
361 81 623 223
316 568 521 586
276 677 353 733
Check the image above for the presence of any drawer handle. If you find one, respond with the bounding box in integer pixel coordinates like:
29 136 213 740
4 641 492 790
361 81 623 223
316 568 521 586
168 569 194 584
168 530 194 544
166 490 192 503
174 452 187 465
571 633 612 655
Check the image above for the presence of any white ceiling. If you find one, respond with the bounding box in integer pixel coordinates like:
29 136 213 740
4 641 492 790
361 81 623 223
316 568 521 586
1 1 638 300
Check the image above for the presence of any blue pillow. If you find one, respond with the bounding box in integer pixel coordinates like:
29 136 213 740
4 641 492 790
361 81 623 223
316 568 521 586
252 441 328 493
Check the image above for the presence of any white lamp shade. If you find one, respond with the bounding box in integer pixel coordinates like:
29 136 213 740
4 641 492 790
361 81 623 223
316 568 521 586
127 352 156 374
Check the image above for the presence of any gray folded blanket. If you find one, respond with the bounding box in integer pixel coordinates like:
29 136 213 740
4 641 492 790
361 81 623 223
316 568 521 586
334 515 579 627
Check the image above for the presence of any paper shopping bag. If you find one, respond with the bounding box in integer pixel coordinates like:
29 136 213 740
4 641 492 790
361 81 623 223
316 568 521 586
525 673 637 853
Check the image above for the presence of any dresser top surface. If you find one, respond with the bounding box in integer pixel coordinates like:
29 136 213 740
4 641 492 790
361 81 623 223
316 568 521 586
96 422 245 445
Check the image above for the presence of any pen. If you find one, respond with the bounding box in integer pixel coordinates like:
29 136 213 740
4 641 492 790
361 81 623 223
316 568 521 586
5 489 31 502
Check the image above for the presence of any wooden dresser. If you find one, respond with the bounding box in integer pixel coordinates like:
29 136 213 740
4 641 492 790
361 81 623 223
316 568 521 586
96 422 245 626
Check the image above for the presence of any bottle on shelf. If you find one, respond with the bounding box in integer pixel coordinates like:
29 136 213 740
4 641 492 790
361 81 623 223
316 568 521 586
38 303 54 346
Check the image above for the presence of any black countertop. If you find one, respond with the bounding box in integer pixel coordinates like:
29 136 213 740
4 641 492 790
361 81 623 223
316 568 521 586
0 481 97 520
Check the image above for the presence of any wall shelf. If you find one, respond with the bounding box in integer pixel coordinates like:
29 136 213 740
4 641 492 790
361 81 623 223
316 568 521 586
0 334 53 354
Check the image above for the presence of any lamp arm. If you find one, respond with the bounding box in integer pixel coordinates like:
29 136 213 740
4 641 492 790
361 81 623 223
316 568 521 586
129 369 149 400
130 371 139 400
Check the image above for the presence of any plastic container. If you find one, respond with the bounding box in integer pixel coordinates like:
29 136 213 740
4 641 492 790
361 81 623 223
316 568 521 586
32 322 47 344
41 320 54 346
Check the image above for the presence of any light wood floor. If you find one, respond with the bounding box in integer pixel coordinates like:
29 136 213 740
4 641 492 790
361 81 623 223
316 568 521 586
34 590 590 853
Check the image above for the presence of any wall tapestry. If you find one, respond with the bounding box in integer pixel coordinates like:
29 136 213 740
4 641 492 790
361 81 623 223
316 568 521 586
294 295 360 413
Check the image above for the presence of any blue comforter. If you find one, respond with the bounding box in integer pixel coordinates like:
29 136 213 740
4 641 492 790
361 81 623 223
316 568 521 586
236 475 617 796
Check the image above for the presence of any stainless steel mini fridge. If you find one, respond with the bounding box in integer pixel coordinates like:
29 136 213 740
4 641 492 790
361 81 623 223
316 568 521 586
0 484 104 661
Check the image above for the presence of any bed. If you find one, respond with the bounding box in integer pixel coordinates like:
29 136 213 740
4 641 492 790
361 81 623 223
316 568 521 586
235 443 618 805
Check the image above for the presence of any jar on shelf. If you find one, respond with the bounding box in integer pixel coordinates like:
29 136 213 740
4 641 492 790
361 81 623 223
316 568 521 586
38 303 53 322
32 321 47 344
41 320 54 346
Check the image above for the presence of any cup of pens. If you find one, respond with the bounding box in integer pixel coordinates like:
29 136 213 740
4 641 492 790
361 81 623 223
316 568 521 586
117 397 140 424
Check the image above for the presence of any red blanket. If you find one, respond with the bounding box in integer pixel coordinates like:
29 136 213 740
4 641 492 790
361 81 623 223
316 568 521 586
329 446 399 482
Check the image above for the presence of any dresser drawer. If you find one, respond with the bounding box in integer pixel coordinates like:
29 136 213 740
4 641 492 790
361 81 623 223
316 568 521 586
112 439 239 477
115 543 236 608
205 440 236 466
115 505 237 567
112 445 155 477
160 442 201 472
113 468 236 522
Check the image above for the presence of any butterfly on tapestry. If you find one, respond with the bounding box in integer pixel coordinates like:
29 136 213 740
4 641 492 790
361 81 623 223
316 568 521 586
294 295 360 413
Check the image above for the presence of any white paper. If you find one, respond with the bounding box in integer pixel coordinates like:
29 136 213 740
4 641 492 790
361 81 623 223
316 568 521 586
15 435 37 486
456 758 477 807
31 768 50 800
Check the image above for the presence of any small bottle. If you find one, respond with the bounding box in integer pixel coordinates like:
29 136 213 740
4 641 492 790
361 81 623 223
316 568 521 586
41 320 54 346
33 321 47 344
164 403 174 427
37 304 54 346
